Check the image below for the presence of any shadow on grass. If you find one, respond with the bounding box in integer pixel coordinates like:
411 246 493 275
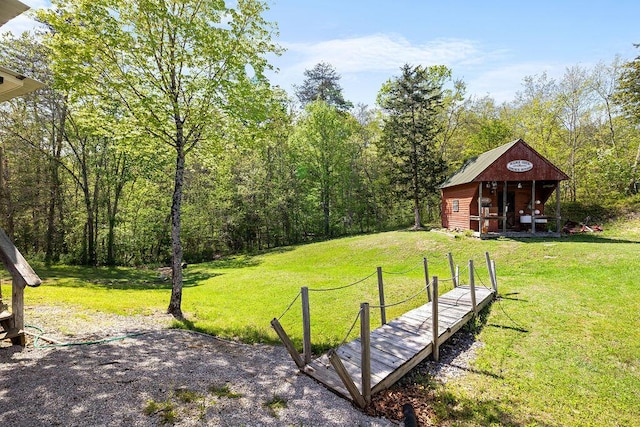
508 233 639 244
423 392 552 427
367 302 551 426
203 255 262 269
33 264 217 290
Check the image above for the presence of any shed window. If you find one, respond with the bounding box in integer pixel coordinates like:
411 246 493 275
452 199 459 212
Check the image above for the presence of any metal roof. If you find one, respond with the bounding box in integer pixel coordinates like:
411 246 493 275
0 0 29 27
440 139 519 188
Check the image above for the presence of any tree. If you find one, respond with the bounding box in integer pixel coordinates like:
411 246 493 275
291 100 356 237
377 64 448 229
616 44 640 192
40 0 279 318
295 62 353 111
0 31 68 260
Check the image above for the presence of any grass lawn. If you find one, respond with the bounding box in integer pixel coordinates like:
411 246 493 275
3 222 640 426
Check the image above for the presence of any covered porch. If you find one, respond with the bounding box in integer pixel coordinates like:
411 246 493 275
440 139 570 237
470 179 562 237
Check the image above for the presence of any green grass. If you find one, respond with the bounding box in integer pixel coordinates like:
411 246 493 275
208 384 242 399
264 395 288 418
4 222 640 426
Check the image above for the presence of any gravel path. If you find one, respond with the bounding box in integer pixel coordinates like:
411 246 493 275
1 306 395 427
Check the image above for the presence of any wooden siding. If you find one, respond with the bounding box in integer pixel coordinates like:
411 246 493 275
440 139 566 232
476 141 568 182
441 183 477 229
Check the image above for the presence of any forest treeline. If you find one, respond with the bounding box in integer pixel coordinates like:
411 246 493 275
1 15 639 267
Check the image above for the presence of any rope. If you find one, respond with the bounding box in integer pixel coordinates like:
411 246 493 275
370 284 430 309
446 288 472 306
277 291 301 321
474 268 493 290
25 325 144 349
338 307 363 347
496 297 526 331
307 271 376 292
382 261 423 275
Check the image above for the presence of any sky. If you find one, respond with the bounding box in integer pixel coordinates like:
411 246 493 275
5 0 640 106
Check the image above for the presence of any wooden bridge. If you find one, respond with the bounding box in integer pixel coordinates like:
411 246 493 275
271 253 498 408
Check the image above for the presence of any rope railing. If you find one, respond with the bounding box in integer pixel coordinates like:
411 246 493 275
444 288 472 306
474 268 493 290
382 260 424 275
271 252 498 379
322 307 364 369
277 291 302 321
369 283 430 310
339 307 363 347
307 270 377 292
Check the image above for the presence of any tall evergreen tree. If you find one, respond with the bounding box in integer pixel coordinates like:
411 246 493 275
377 64 448 229
295 62 353 111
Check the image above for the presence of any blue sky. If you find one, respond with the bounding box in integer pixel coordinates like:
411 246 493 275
263 0 639 105
6 0 640 106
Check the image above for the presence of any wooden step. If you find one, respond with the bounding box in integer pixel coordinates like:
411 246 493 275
0 310 13 322
0 327 22 340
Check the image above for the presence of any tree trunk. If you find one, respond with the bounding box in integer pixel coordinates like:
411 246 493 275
630 140 640 194
0 143 15 238
167 142 186 319
411 136 421 230
45 139 63 262
46 103 66 262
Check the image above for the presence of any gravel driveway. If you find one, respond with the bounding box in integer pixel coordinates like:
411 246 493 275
0 306 394 426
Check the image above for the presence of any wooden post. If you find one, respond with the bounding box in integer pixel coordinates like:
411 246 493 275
502 180 508 233
485 252 498 293
432 277 439 362
301 286 312 364
478 183 483 234
376 267 386 325
271 318 305 368
556 180 561 234
328 350 367 409
469 259 477 315
531 180 537 234
448 252 457 287
491 260 498 294
360 302 371 405
423 257 431 302
11 277 25 346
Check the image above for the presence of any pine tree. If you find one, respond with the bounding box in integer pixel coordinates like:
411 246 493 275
295 62 353 111
377 64 448 229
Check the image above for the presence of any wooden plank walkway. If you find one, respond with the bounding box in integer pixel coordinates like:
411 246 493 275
301 285 495 402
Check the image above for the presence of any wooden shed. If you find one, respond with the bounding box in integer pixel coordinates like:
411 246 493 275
440 139 569 237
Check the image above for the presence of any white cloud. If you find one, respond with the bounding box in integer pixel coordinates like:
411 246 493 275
282 33 491 75
270 33 511 105
272 33 588 105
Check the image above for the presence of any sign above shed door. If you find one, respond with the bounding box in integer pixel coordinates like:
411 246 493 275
506 160 533 172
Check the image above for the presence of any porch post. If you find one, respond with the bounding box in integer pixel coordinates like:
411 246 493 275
556 181 561 234
478 183 483 234
531 180 536 234
502 180 508 232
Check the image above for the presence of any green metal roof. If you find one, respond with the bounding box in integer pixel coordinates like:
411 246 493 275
440 140 519 189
